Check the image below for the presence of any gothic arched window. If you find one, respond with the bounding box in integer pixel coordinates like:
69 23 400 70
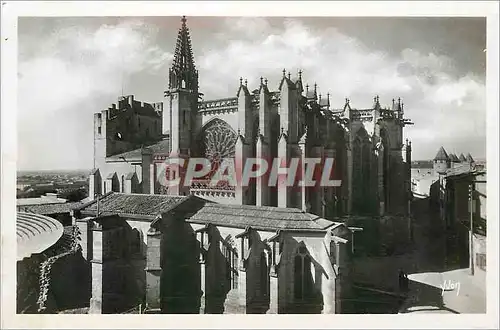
294 245 314 300
223 235 239 290
202 119 237 170
130 228 142 257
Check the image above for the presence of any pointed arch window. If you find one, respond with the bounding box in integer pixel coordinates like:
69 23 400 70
121 175 125 193
222 235 239 290
294 245 314 300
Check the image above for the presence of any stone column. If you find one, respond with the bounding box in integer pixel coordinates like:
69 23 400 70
311 145 324 215
347 146 353 214
238 268 247 313
324 147 336 219
235 136 249 205
74 217 92 261
237 235 249 313
378 145 385 216
256 135 270 207
277 133 291 208
199 256 206 313
298 141 307 211
89 226 103 314
268 272 279 314
149 163 156 194
145 227 162 312
89 223 105 314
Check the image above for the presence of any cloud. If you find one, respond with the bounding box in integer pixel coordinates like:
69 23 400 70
197 18 486 160
18 20 172 170
17 17 486 170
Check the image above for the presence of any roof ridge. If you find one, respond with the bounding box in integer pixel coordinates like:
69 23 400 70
205 203 305 213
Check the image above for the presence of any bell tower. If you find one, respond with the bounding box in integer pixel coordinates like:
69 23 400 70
164 16 201 157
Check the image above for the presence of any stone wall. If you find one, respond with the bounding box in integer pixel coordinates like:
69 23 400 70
352 253 419 292
47 252 91 312
473 234 486 273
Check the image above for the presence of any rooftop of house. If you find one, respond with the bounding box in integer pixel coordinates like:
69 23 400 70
74 192 344 232
75 192 192 219
18 201 84 216
187 203 338 232
17 193 68 206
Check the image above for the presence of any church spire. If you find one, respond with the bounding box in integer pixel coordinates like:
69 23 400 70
168 16 198 91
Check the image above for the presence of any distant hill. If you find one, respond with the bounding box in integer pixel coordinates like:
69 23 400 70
17 169 91 176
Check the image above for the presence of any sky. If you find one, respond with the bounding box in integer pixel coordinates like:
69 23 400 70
17 16 486 171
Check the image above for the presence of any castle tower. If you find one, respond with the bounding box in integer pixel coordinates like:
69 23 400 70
165 16 200 157
466 153 475 165
433 146 450 174
449 153 461 168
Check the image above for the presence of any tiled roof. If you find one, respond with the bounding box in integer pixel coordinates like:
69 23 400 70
18 202 84 215
17 212 64 261
187 203 336 232
75 192 189 218
107 138 170 161
17 196 67 206
434 146 449 161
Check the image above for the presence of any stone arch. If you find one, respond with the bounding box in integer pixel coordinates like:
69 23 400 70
223 234 239 290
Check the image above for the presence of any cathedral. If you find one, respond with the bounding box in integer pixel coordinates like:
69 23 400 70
74 16 418 314
89 16 413 218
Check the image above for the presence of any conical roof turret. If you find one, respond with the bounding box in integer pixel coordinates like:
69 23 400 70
434 146 449 161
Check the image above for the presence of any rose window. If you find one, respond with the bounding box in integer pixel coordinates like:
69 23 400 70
203 119 237 168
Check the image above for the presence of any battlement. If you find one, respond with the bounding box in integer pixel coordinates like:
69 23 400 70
96 95 162 120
